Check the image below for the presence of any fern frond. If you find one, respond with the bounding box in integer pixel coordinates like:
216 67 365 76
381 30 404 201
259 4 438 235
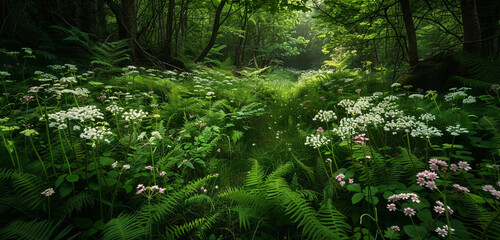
145 175 216 224
166 213 220 239
266 177 340 240
317 199 351 239
56 191 95 219
102 214 145 240
0 220 77 240
245 159 265 188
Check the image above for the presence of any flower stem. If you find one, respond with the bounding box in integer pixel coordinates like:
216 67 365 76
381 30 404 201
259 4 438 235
29 136 48 179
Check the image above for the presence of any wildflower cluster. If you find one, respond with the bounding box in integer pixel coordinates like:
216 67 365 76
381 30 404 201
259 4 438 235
106 103 124 116
482 185 500 199
136 184 166 195
312 110 337 122
122 109 148 124
80 126 112 146
304 134 330 149
433 200 453 215
387 193 420 216
111 161 130 171
353 133 369 145
41 188 55 196
46 105 105 129
446 124 469 136
435 225 455 238
334 173 353 186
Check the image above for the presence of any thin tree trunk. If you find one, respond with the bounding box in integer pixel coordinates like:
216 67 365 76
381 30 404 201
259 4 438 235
476 0 500 58
194 0 227 62
460 0 482 56
165 0 175 60
235 0 248 67
400 0 419 67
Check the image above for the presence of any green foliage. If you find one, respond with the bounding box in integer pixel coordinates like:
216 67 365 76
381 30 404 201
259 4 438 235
0 220 77 240
102 214 145 240
455 54 500 87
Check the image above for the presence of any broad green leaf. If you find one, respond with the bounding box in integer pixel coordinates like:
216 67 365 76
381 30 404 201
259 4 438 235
352 192 364 204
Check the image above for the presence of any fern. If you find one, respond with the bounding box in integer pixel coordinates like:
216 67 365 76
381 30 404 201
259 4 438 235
266 177 338 239
56 191 95 219
0 220 77 240
102 214 145 240
0 169 46 210
165 213 220 239
455 54 500 87
244 159 265 189
317 199 351 239
143 174 216 224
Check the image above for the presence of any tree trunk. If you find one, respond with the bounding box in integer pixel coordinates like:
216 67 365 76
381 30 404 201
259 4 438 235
476 0 500 58
165 0 175 60
104 0 138 62
235 1 248 67
194 0 227 62
460 0 482 56
400 0 419 67
78 0 97 35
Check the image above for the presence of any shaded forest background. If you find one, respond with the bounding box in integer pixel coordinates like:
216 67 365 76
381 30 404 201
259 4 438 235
1 0 500 87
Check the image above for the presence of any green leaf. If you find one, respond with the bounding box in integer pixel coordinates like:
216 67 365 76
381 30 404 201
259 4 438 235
403 225 427 239
99 157 115 166
74 217 93 229
352 192 364 204
59 184 73 197
89 81 103 86
66 174 79 183
347 183 361 192
55 176 65 187
467 193 486 204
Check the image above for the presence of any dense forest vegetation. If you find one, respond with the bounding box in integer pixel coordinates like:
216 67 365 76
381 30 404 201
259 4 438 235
1 0 500 239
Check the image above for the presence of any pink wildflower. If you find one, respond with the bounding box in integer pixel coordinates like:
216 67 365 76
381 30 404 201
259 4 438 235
390 225 400 231
483 185 495 192
429 158 438 164
417 177 426 186
325 158 332 163
338 88 343 92
41 188 55 196
450 164 458 172
122 165 130 170
145 165 153 170
491 84 500 91
112 161 118 168
387 203 397 211
316 127 324 133
425 181 437 190
388 194 400 202
159 171 166 177
404 207 416 216
355 88 362 94
335 173 345 181
354 133 369 145
437 160 448 167
136 184 146 194
426 172 439 180
429 163 439 171
458 161 471 171
434 205 445 214
453 183 470 193
339 181 346 186
349 178 354 184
